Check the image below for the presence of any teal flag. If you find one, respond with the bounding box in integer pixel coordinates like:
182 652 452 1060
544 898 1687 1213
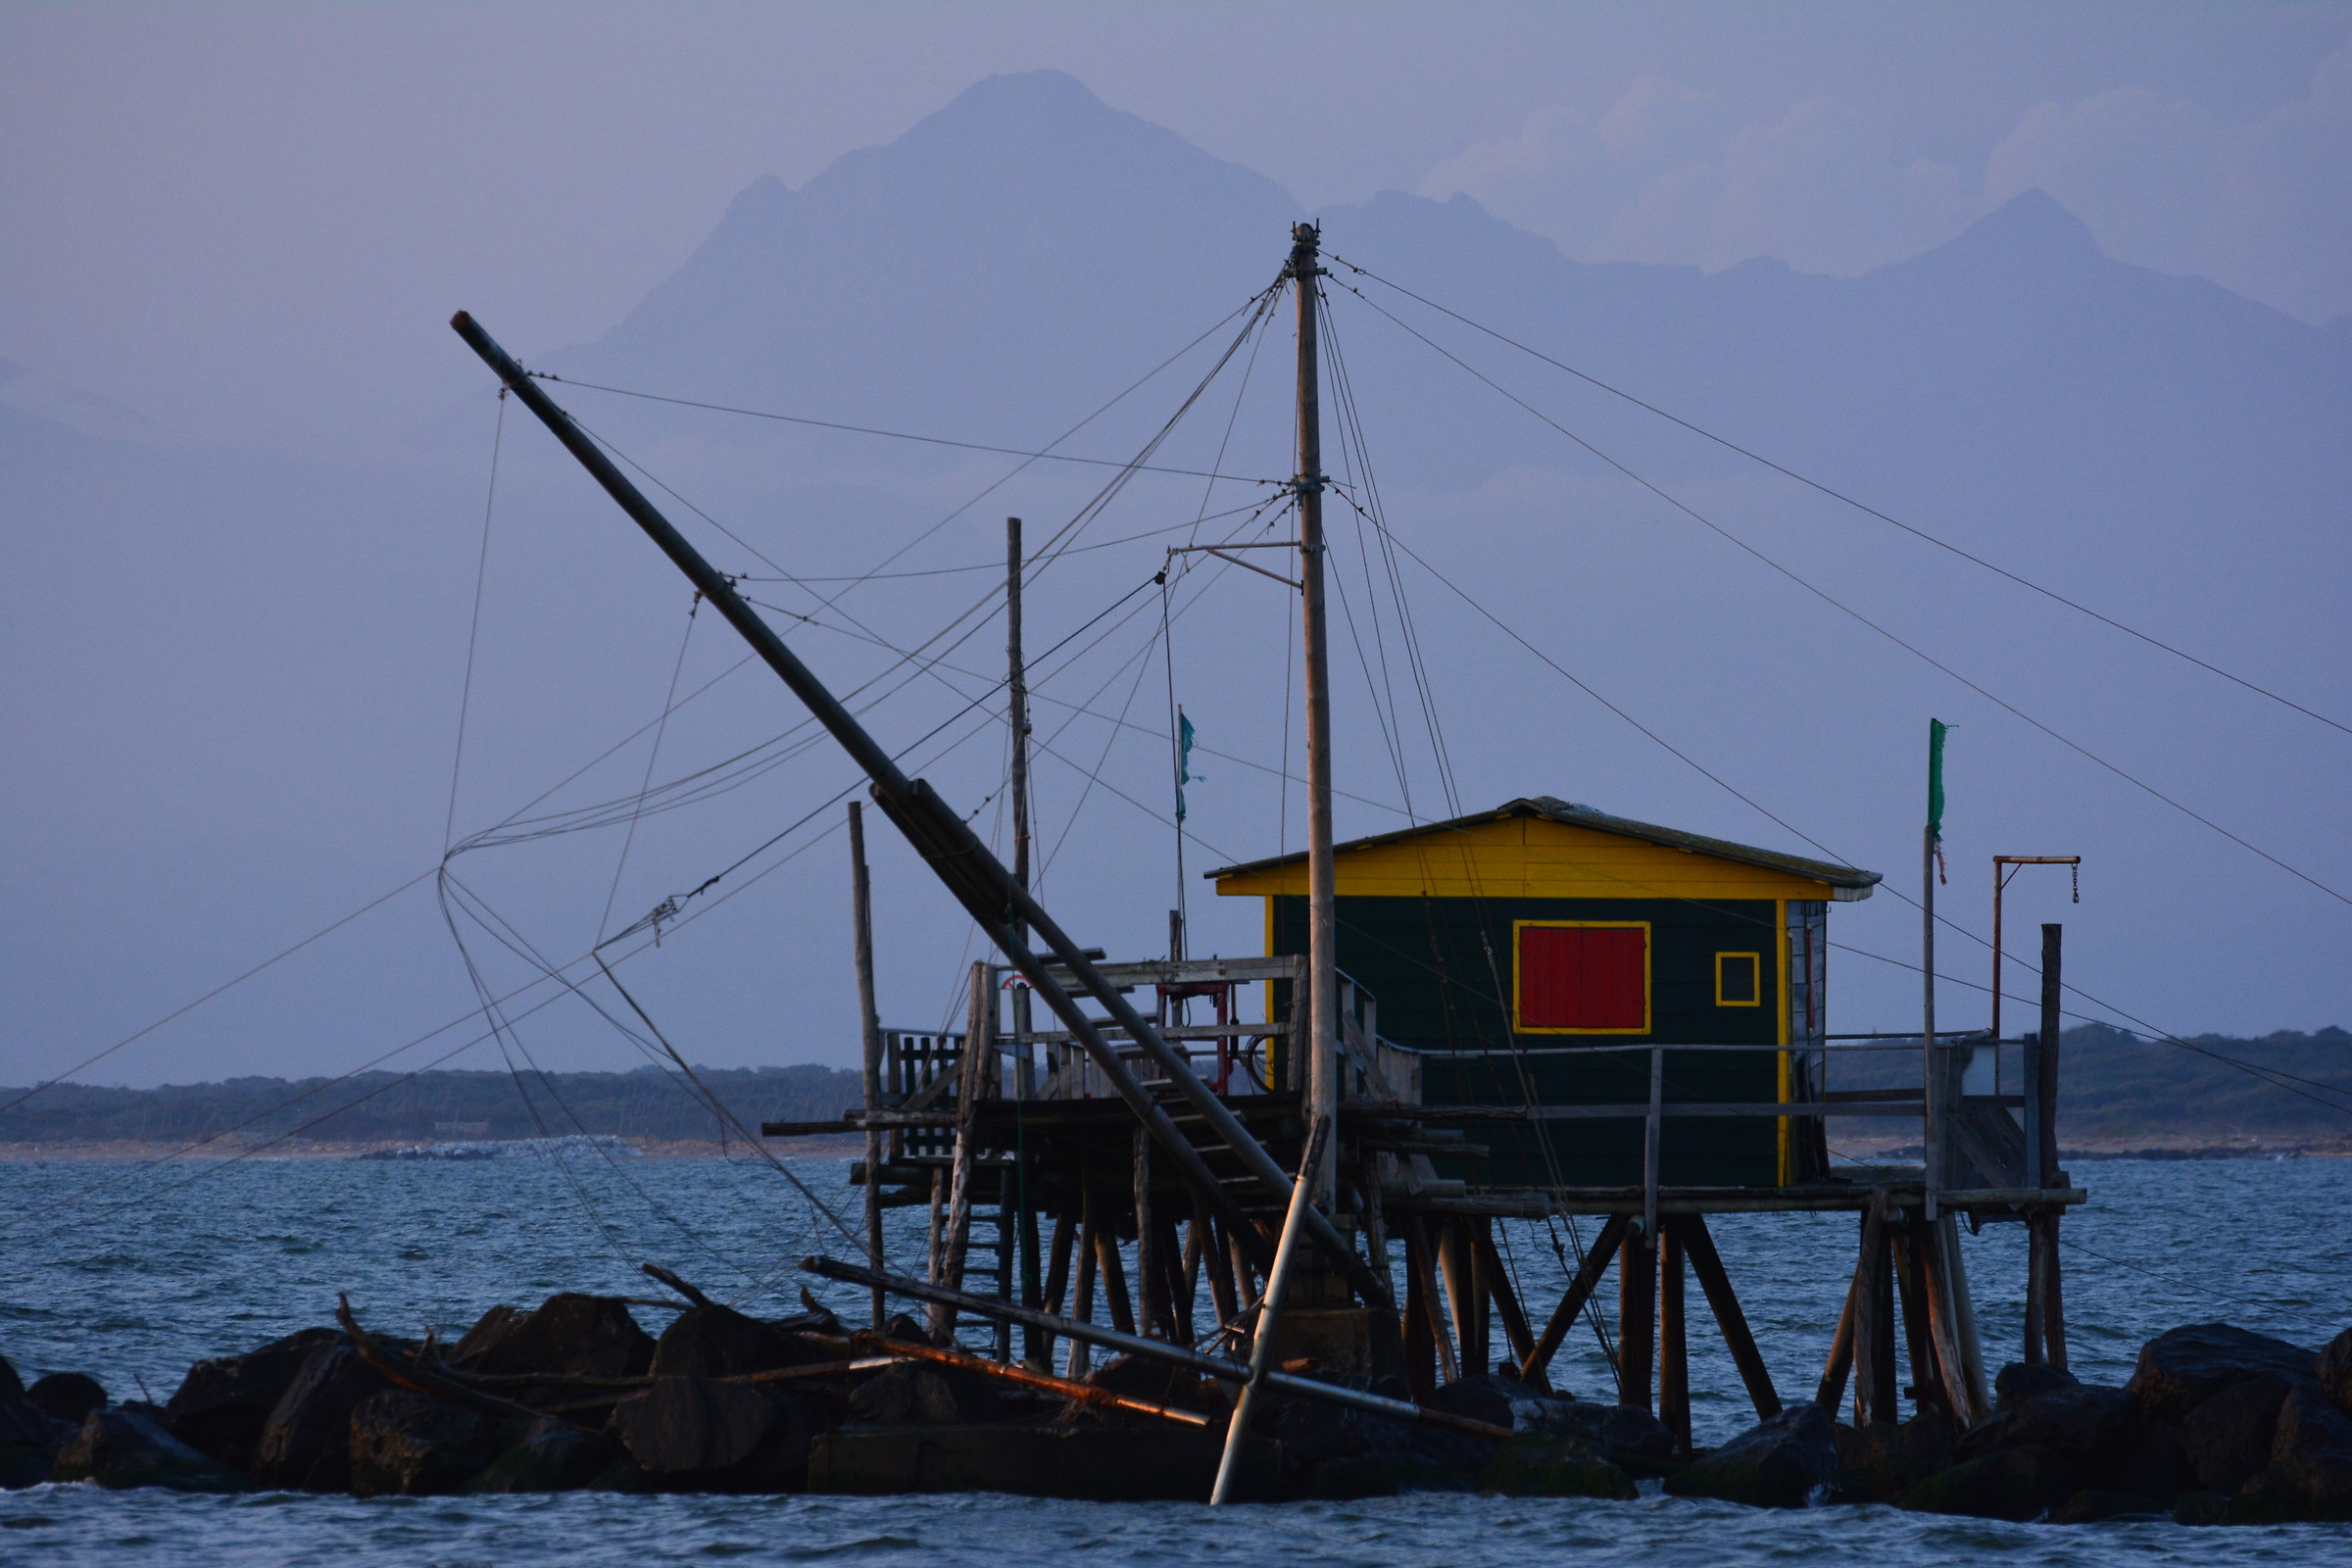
1176 710 1202 822
1927 718 1949 841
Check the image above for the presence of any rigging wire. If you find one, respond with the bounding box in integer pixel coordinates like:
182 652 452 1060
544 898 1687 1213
598 592 701 943
446 388 507 852
1328 254 2352 742
1331 276 2352 911
530 373 1285 485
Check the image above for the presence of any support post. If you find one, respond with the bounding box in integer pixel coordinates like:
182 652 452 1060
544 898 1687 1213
1852 1195 1895 1426
1134 1128 1165 1339
1923 825 1940 1219
1658 1220 1690 1457
1520 1212 1628 1390
1818 1265 1859 1412
1068 1193 1100 1379
2037 923 2063 1186
2032 1211 2068 1370
1405 1214 1458 1385
1679 1214 1781 1420
1644 1046 1664 1241
1620 1222 1656 1413
928 959 991 1341
1040 1211 1074 1369
1471 1227 1538 1371
1211 1119 1328 1505
849 801 887 1330
1438 1220 1483 1375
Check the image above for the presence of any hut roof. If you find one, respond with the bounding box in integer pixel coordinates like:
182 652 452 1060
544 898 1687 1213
1204 796 1881 901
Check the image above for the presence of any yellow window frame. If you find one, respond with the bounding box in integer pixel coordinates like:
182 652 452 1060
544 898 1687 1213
1511 919 1651 1035
1715 951 1763 1007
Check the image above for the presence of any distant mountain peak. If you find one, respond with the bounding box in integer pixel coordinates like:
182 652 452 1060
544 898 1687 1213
1940 187 2106 267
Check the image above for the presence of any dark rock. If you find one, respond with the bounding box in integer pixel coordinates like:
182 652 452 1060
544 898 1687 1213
1665 1402 1837 1509
163 1326 340 1471
1 1392 67 1490
1476 1433 1637 1499
2128 1324 2314 1424
649 1304 819 1380
2049 1488 2163 1524
2318 1328 2352 1416
2232 1454 2352 1524
1298 1449 1473 1498
1260 1383 1414 1472
1952 1409 2015 1464
28 1373 106 1424
2276 1378 2352 1463
1084 1353 1215 1412
346 1391 502 1496
2180 1372 2295 1495
50 1403 244 1492
2171 1489 2232 1525
251 1336 395 1492
847 1363 953 1426
0 1354 19 1398
1829 1411 1955 1502
2003 1386 2137 1480
1424 1373 1579 1435
466 1416 622 1493
451 1294 653 1384
2110 1419 2194 1506
1995 1361 2081 1411
611 1376 810 1492
1540 1400 1676 1474
1890 1445 2088 1521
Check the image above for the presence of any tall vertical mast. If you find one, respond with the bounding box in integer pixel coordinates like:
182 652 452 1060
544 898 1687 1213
1291 222 1338 1206
1007 516 1031 912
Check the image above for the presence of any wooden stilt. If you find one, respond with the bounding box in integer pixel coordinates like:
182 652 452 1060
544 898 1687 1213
1472 1227 1538 1371
1520 1212 1628 1391
1361 1153 1390 1278
1938 1211 1991 1419
1204 1212 1241 1335
1156 1217 1193 1345
1679 1214 1781 1420
1039 1211 1074 1368
929 961 992 1341
1402 1222 1439 1401
1911 1216 1980 1427
2022 1214 2048 1367
1438 1218 1482 1375
1818 1263 1859 1413
1620 1222 1656 1413
1133 1129 1165 1339
1405 1214 1458 1384
1097 1223 1137 1337
1853 1195 1896 1426
994 1163 1015 1360
926 1167 946 1286
2034 1211 2068 1370
1068 1196 1099 1378
1658 1220 1690 1456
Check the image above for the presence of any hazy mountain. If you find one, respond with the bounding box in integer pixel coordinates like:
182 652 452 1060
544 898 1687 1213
7 69 2345 1102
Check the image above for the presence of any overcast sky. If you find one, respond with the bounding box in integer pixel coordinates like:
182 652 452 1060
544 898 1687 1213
4 2 2347 455
5 4 2346 1094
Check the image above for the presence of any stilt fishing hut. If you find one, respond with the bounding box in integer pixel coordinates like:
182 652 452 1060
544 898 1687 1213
453 218 2088 1501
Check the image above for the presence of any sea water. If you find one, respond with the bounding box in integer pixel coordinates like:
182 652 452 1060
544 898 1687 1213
4 1151 2346 1565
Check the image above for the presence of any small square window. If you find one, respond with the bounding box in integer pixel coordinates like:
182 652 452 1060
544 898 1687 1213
1716 952 1761 1006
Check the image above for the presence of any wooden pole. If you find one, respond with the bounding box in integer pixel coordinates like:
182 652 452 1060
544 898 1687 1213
1520 1212 1628 1389
1438 1219 1484 1374
1133 1129 1160 1337
1040 1211 1074 1368
1403 1221 1438 1400
1211 1119 1328 1504
1620 1222 1656 1413
1923 824 1940 1219
1658 1220 1690 1456
1817 1265 1859 1413
928 960 992 1341
1939 1211 1991 1418
2037 923 2063 1185
1069 1190 1100 1378
1203 1206 1241 1337
1916 1215 1983 1428
1405 1214 1459 1384
1097 1224 1137 1337
1472 1227 1538 1370
1679 1214 1781 1420
1852 1196 1895 1426
1889 1219 1936 1418
849 801 887 1330
1289 221 1339 1208
2034 1211 2069 1370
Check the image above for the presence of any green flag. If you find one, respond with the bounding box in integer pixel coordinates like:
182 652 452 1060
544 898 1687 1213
1176 710 1202 823
1927 718 1949 841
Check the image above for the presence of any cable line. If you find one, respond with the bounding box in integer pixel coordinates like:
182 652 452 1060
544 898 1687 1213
1330 254 2352 740
1334 280 2351 910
